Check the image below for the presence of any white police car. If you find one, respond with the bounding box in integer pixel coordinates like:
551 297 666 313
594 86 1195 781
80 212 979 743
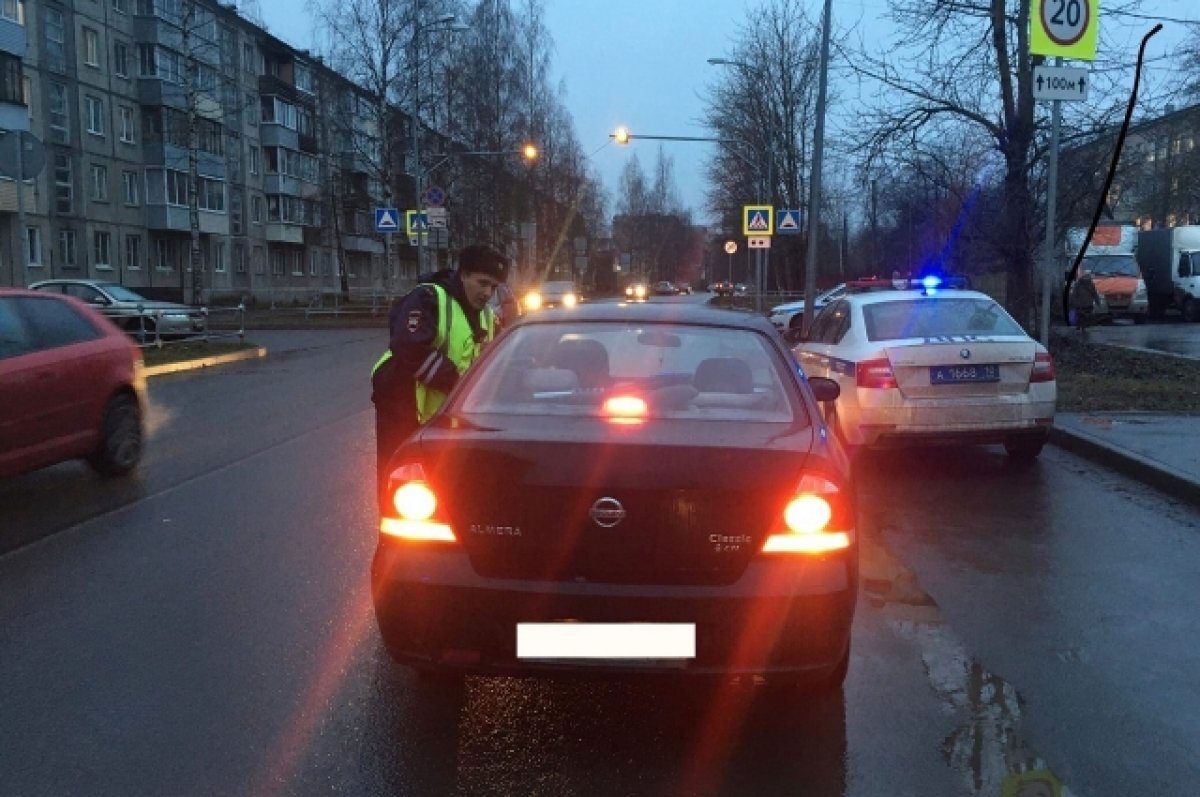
791 276 1056 459
768 283 847 332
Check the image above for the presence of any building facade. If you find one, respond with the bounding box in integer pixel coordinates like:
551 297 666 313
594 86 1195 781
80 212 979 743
0 0 398 304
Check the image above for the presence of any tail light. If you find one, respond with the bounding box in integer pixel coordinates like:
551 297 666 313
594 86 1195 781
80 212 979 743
603 393 648 425
761 474 852 555
856 358 897 389
380 462 457 543
1030 351 1056 383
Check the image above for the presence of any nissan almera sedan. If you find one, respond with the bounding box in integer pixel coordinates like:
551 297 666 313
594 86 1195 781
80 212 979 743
791 276 1056 459
371 302 857 690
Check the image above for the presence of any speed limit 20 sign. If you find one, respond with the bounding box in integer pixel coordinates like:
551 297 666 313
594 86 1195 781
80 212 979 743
1031 0 1099 60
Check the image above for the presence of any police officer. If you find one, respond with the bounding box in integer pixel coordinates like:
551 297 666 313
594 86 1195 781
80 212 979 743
371 244 509 512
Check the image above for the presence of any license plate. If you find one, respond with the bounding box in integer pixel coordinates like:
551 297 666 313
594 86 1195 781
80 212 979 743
516 623 696 661
930 364 1000 384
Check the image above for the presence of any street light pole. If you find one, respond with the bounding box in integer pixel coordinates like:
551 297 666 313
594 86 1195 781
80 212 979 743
707 57 774 312
801 0 833 336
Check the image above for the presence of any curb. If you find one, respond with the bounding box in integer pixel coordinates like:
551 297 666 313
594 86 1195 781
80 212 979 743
143 346 268 377
1048 425 1200 509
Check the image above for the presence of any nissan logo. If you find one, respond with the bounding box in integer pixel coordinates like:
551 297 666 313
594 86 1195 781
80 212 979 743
589 497 626 528
959 348 971 360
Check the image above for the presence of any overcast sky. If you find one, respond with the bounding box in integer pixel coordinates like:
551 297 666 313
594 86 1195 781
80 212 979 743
255 0 1194 226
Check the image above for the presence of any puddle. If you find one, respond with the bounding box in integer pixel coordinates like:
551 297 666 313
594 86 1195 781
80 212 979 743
860 526 1078 796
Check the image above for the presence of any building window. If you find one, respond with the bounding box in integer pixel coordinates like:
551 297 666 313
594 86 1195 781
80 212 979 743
0 52 21 105
112 0 128 13
213 242 226 273
53 153 73 214
93 231 112 270
122 170 139 205
229 189 243 235
155 238 178 271
251 194 263 223
252 246 264 274
309 250 318 276
89 164 108 201
125 234 141 271
119 106 135 142
25 226 42 268
58 229 77 268
113 42 129 77
233 243 246 273
44 8 65 72
48 82 69 143
85 96 105 136
322 252 331 276
1 0 24 25
83 28 100 67
270 249 283 275
290 250 302 275
248 145 259 174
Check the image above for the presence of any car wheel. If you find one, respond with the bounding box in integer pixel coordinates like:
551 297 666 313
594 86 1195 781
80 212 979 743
87 394 143 477
1184 297 1199 323
1003 435 1045 461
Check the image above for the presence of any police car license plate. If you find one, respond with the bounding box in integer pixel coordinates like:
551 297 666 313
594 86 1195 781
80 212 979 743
516 623 695 662
930 364 1000 384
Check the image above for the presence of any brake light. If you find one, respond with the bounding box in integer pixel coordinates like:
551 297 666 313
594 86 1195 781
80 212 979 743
761 474 852 554
380 462 457 542
603 394 648 425
856 358 897 389
1030 351 1056 383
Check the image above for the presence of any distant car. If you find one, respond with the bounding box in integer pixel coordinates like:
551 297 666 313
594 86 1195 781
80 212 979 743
29 279 207 341
734 283 750 297
769 283 849 332
624 282 648 301
0 288 146 479
710 281 734 297
653 280 677 296
371 302 855 690
675 282 693 295
792 276 1056 459
523 280 580 312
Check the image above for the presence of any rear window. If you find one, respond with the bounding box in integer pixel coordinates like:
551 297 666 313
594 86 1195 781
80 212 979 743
458 321 801 423
862 297 1025 342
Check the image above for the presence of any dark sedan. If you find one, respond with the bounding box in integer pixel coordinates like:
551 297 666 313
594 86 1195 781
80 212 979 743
371 303 856 691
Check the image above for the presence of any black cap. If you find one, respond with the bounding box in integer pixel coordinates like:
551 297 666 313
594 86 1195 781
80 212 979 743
458 244 509 283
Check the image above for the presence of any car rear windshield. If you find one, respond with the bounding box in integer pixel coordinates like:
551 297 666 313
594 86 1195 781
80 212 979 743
862 297 1026 342
458 321 802 424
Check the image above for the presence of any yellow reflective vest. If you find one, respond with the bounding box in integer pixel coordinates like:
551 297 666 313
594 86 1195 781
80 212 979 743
372 283 495 423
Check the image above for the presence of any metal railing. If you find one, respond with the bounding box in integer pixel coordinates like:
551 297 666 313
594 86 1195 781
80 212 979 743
303 290 395 317
103 304 246 349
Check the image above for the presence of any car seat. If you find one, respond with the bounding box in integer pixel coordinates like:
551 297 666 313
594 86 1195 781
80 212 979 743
546 338 610 389
693 357 753 394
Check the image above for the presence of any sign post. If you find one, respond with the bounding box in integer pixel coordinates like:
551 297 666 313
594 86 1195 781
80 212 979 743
1031 0 1098 343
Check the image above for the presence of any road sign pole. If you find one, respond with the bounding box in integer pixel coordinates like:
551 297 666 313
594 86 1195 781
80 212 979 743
16 132 29 287
1040 57 1063 344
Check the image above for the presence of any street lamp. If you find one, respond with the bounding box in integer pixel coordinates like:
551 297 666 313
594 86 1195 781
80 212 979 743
707 57 775 313
411 6 470 281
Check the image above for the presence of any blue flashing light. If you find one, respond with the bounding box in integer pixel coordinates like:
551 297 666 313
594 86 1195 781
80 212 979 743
921 275 942 291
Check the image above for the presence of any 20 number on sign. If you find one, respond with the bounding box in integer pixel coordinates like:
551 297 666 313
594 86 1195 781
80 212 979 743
1042 0 1088 44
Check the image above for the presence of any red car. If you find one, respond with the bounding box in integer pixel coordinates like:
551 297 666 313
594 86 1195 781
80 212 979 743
0 288 146 479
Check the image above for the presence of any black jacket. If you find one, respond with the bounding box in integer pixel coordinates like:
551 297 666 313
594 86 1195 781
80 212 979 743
370 270 487 414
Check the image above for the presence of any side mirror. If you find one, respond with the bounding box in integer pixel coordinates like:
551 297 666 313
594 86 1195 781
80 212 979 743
783 327 805 346
809 376 840 403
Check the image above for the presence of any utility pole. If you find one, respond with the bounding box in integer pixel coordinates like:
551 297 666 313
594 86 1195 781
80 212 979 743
801 0 833 336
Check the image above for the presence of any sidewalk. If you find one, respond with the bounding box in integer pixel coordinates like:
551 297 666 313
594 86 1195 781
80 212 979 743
149 328 1200 509
1050 413 1200 508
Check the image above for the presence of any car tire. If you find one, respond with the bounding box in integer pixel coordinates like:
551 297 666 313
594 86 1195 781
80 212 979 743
87 394 143 477
1003 435 1045 461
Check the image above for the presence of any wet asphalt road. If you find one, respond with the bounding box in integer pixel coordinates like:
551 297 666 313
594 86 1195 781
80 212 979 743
1 324 1198 796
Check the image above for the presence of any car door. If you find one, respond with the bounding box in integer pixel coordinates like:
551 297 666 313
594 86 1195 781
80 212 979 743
0 297 108 474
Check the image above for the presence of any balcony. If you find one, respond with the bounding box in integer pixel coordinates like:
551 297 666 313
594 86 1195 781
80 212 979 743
142 143 226 179
265 223 304 244
259 123 299 151
146 205 230 235
138 79 188 111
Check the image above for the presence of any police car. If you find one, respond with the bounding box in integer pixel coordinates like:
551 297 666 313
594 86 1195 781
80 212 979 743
791 275 1056 459
768 283 847 332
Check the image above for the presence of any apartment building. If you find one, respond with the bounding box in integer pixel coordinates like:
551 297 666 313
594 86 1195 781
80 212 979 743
0 0 32 285
1 0 389 303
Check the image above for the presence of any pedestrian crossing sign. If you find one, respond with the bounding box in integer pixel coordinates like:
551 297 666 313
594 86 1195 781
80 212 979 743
374 207 400 233
743 205 773 237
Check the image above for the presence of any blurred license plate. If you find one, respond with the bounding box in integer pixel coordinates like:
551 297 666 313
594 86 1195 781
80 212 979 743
930 364 1000 384
517 623 695 661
